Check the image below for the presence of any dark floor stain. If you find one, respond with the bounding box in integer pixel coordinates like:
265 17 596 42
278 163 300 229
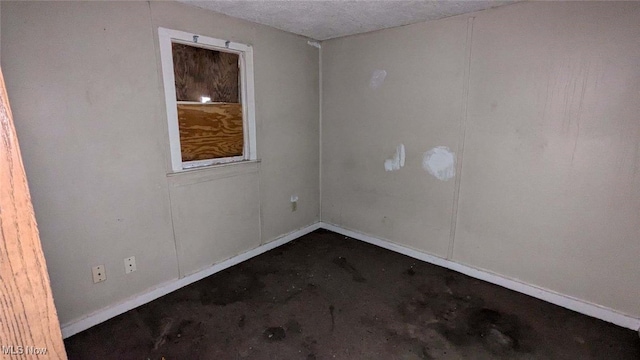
405 267 416 276
467 308 526 350
332 256 366 282
444 274 458 286
286 319 302 334
436 307 533 354
263 326 286 341
136 304 168 338
174 319 193 336
329 305 335 331
238 314 245 329
198 268 266 306
302 336 318 353
280 287 305 304
152 317 174 350
485 327 515 353
421 345 435 360
306 282 318 292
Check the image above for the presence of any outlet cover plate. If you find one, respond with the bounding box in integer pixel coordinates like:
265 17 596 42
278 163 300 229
92 265 106 283
124 256 137 274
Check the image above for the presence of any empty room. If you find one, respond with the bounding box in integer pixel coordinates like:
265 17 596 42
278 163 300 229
1 0 639 359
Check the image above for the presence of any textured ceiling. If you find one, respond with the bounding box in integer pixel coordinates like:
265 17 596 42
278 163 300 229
180 0 518 40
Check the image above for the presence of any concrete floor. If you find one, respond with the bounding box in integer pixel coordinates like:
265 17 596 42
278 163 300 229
65 229 640 359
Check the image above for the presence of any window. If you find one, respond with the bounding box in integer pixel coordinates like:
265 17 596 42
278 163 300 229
159 28 256 172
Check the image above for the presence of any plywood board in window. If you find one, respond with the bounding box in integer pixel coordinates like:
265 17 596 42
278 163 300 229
172 43 239 103
177 103 243 161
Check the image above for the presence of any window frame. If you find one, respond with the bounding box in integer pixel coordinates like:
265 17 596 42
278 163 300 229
158 27 257 172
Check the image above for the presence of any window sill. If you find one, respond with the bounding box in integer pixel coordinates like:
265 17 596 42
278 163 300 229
166 159 261 187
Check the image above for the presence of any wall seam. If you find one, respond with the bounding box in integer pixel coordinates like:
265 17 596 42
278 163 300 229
318 43 323 222
147 0 182 278
447 16 474 260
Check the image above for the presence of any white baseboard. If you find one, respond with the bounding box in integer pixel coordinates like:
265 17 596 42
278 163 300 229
61 222 321 338
61 220 639 338
320 222 640 331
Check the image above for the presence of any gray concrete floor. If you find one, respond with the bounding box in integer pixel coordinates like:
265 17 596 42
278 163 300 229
65 229 640 359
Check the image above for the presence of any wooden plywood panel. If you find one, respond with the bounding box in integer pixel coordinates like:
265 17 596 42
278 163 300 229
172 43 239 103
178 103 243 161
0 69 67 358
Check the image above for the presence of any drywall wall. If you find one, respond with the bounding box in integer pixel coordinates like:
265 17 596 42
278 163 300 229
322 15 468 257
149 1 319 273
454 1 640 319
1 0 319 325
322 1 640 320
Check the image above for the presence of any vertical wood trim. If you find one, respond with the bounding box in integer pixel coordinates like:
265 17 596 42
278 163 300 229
0 68 68 358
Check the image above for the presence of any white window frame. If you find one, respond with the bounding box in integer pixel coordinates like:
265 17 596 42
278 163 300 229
158 27 257 172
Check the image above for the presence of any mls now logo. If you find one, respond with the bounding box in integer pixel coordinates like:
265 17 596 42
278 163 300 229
1 345 48 355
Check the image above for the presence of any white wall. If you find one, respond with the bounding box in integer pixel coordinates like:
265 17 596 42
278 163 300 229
1 1 319 325
322 15 467 257
456 1 640 321
322 1 640 319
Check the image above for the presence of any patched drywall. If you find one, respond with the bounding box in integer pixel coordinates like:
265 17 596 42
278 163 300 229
369 69 387 90
384 144 405 172
423 146 455 181
322 17 468 256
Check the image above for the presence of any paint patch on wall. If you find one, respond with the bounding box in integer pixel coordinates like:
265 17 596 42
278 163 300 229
384 144 405 172
423 146 455 181
307 40 321 49
369 70 387 89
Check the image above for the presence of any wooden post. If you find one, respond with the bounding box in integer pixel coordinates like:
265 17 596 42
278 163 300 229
0 67 67 359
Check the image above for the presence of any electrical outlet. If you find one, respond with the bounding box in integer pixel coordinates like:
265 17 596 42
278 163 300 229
92 265 106 283
124 256 137 274
290 195 299 212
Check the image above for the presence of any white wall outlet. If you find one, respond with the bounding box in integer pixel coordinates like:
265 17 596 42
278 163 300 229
124 256 137 274
290 195 299 212
92 265 106 283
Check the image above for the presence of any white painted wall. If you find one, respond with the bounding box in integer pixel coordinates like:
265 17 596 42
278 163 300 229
322 1 640 320
455 1 640 320
1 1 319 326
322 15 468 257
